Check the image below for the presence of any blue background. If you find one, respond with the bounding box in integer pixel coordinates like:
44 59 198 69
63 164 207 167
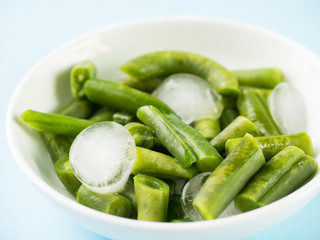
1 0 320 239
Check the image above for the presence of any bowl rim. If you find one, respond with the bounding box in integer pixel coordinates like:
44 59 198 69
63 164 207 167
6 16 320 232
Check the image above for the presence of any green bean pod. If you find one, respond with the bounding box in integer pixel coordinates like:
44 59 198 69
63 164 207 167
225 132 313 160
210 116 258 152
137 105 198 168
57 98 97 118
125 122 158 149
167 194 186 221
132 147 199 179
84 79 174 115
193 134 265 220
77 185 132 218
119 176 137 218
192 118 221 140
20 109 96 136
237 88 282 136
165 114 223 172
232 67 284 89
89 107 115 122
134 174 170 222
220 108 239 130
70 61 96 98
117 77 163 93
235 146 318 212
113 111 135 125
54 157 81 196
121 51 240 97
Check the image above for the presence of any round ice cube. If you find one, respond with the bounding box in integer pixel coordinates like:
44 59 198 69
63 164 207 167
181 172 211 221
268 82 307 134
152 73 223 124
69 121 136 194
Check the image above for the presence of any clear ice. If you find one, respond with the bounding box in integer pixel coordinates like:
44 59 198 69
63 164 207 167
69 121 136 194
152 73 223 124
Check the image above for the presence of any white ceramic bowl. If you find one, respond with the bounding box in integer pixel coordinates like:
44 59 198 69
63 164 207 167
6 17 320 240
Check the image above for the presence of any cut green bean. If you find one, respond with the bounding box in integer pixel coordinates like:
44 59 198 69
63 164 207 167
235 146 318 212
220 108 239 130
77 185 132 218
167 194 186 221
193 134 265 220
132 147 199 179
232 67 284 89
125 122 157 149
58 98 97 119
121 51 240 97
71 61 96 98
192 118 221 140
117 77 163 93
237 88 282 136
84 79 174 115
137 105 198 168
54 157 81 196
113 111 135 125
225 132 313 160
210 116 258 153
119 176 137 218
134 174 170 222
89 107 115 122
165 114 223 172
20 109 96 136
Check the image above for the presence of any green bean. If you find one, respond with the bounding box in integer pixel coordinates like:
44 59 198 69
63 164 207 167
163 179 177 196
225 132 313 160
77 185 132 218
192 118 221 140
210 116 258 152
57 98 97 118
134 174 170 222
167 194 185 221
113 111 135 125
137 105 198 168
89 107 115 122
193 134 265 220
70 61 96 98
170 219 193 223
54 157 81 196
117 77 163 93
221 96 237 109
119 176 137 218
235 146 318 212
132 147 199 179
84 79 174 115
237 88 282 136
220 108 239 130
20 109 96 136
165 114 223 172
121 51 240 97
125 122 157 149
232 67 284 89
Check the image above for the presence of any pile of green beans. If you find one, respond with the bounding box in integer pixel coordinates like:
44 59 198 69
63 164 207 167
19 51 318 222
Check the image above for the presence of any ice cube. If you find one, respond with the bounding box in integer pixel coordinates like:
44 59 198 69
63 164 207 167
181 172 211 221
152 73 223 124
268 82 307 134
69 121 136 194
218 201 242 219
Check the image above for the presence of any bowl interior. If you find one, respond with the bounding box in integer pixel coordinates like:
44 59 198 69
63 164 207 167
6 17 320 239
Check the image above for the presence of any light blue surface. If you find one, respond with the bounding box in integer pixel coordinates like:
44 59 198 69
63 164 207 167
1 0 320 239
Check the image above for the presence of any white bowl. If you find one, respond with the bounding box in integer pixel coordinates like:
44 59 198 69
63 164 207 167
6 17 320 240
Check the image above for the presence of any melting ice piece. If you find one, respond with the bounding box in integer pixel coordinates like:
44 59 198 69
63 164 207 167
218 201 242 219
152 73 223 124
69 121 136 194
268 82 307 134
181 172 211 221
